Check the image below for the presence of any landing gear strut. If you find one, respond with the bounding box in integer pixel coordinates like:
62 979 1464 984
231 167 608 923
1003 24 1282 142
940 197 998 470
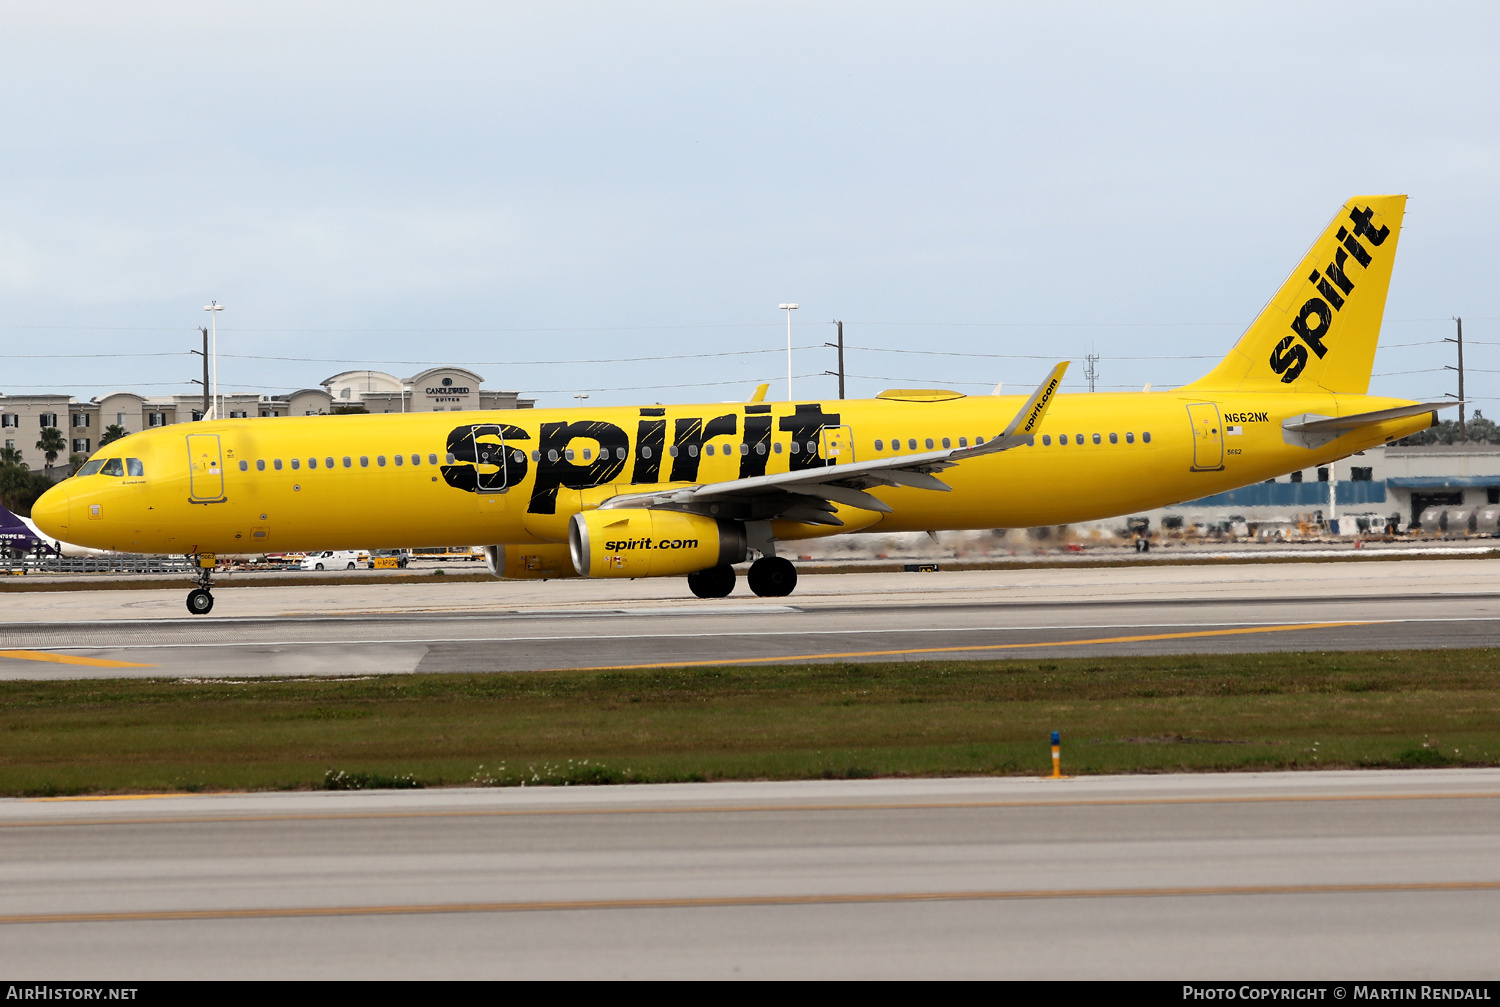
687 564 737 599
747 556 797 598
186 556 215 615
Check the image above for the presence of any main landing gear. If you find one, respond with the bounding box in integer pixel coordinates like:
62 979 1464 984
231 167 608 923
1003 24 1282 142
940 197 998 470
186 556 215 615
689 557 799 599
747 556 797 598
687 564 736 599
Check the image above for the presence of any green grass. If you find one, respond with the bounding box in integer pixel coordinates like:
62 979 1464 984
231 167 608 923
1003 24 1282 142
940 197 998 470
3 649 1498 795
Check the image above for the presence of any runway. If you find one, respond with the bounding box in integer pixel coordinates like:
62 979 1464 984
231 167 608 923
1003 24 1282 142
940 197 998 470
2 558 1500 678
2 770 1497 978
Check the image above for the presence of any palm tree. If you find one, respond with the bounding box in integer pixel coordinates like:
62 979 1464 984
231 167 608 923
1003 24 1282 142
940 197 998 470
0 445 23 468
99 424 128 448
36 427 66 471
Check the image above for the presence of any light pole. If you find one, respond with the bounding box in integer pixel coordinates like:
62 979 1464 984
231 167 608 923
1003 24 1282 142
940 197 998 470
779 303 798 399
203 301 224 420
573 393 590 409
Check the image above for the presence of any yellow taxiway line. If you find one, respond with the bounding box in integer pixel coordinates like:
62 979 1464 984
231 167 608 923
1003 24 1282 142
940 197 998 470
560 620 1381 672
4 880 1497 925
0 650 154 669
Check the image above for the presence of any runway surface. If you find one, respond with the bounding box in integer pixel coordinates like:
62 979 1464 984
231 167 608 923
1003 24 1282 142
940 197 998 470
2 770 1497 979
2 559 1500 678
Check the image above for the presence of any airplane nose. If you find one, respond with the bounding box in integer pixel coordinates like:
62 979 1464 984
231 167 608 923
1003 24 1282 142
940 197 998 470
30 484 71 539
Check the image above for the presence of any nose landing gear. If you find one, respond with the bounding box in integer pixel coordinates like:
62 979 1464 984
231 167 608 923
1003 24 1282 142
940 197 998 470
186 555 215 615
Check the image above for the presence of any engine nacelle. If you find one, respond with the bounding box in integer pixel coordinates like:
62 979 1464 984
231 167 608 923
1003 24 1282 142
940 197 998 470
569 508 746 578
483 543 578 580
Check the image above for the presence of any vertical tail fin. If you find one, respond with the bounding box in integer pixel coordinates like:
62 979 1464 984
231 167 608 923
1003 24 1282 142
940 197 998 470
1184 195 1405 394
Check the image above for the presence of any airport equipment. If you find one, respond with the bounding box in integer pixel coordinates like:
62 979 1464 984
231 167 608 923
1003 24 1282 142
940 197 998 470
1050 730 1063 779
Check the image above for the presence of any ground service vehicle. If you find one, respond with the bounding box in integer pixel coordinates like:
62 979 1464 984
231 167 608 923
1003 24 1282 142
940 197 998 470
31 195 1451 614
299 550 367 571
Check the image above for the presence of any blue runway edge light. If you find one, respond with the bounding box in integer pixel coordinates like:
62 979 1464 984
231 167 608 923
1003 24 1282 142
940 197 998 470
1051 731 1060 745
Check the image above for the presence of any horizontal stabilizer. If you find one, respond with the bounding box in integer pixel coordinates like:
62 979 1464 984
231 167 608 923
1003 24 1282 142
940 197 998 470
1282 401 1453 449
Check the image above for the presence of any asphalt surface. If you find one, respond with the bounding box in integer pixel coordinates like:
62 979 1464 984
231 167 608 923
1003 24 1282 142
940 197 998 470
2 559 1500 678
1 770 1497 979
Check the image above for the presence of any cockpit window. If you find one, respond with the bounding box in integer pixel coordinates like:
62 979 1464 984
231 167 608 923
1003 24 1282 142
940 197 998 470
126 458 144 477
77 459 105 476
100 459 125 477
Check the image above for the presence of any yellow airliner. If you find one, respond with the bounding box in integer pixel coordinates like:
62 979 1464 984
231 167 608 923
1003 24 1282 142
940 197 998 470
32 195 1451 614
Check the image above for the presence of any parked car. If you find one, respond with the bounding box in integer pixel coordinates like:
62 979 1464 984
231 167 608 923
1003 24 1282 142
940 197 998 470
368 549 410 569
300 550 369 571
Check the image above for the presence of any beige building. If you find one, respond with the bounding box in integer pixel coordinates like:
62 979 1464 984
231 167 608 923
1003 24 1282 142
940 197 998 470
1 368 531 474
321 368 532 413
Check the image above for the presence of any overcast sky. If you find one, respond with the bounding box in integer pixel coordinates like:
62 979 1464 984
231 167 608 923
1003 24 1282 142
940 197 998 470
3 1 1499 409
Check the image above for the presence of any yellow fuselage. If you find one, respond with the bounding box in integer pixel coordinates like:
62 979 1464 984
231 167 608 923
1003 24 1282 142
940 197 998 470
32 390 1428 556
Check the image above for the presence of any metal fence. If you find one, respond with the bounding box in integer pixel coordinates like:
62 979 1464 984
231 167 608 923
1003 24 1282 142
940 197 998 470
1 554 195 576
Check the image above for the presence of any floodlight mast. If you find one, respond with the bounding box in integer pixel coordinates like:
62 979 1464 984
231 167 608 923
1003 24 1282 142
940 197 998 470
779 303 799 399
203 301 224 420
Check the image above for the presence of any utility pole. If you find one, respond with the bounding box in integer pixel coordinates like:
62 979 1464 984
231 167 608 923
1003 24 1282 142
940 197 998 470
824 319 846 399
190 327 210 419
1084 352 1099 393
1445 317 1465 438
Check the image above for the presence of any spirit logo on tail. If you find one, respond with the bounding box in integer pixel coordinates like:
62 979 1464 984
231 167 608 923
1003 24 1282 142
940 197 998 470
1270 204 1392 383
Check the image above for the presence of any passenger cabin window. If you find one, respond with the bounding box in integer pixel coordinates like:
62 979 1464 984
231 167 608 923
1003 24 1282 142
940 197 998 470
394 455 403 466
941 438 951 449
78 459 105 476
343 457 352 468
1042 435 1051 446
274 459 283 470
308 458 317 469
256 459 266 471
291 458 301 470
874 439 884 450
360 456 369 467
238 460 248 471
428 454 438 465
959 437 968 447
1075 434 1084 445
1109 433 1118 444
907 439 917 450
325 457 334 469
1125 432 1135 444
1143 432 1152 443
1092 433 1101 445
705 444 715 456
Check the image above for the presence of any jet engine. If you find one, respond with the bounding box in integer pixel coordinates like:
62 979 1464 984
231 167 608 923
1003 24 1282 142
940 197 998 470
568 508 746 578
483 543 578 580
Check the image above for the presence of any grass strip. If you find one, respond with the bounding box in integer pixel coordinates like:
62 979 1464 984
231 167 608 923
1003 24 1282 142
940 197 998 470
2 648 1498 796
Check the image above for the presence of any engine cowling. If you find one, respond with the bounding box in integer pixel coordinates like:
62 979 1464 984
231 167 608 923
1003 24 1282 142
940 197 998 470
483 543 578 580
569 508 746 578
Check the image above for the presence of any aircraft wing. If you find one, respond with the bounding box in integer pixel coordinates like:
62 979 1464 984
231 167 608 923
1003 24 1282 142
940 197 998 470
1282 401 1455 449
599 362 1068 526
